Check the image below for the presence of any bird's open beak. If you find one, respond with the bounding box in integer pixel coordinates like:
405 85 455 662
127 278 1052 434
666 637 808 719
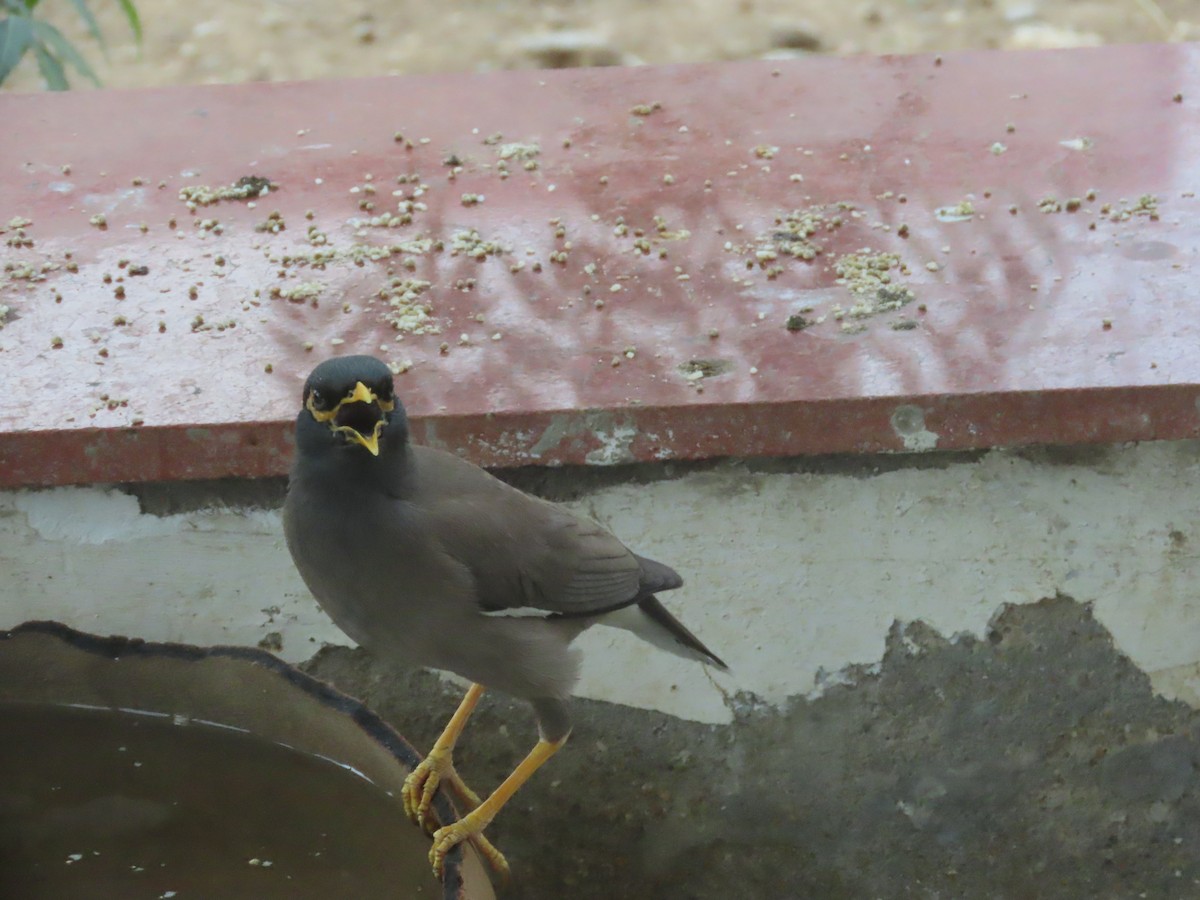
308 381 393 457
337 418 383 456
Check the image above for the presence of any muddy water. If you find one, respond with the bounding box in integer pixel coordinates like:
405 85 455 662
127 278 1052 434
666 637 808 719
0 703 441 899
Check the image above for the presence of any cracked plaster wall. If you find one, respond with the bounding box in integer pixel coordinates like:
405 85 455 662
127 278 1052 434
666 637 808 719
2 441 1199 724
3 441 1200 896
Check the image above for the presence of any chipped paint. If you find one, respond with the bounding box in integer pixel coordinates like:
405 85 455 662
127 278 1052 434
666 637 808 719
529 411 641 465
805 661 881 701
528 414 577 458
889 405 939 451
4 443 1200 726
584 419 639 466
415 419 449 451
467 428 538 462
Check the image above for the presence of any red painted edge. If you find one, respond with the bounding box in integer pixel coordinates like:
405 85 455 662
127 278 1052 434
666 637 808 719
1 385 1194 487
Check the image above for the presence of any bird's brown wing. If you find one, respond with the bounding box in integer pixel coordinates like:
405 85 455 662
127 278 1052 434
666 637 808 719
430 491 646 616
412 447 656 616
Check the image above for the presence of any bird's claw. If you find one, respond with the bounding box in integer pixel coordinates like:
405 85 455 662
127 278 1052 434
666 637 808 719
403 748 484 833
402 747 453 831
430 812 509 882
466 829 510 881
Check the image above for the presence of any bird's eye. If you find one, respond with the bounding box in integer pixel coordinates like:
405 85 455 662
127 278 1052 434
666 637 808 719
309 389 324 408
376 384 393 402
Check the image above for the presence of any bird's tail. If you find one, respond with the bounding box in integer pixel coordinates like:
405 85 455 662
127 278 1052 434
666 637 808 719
598 596 728 670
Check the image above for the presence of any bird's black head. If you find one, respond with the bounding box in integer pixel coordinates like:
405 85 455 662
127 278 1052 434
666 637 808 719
298 355 408 458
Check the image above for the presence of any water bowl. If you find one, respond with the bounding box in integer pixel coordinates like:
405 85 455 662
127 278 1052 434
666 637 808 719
0 621 495 900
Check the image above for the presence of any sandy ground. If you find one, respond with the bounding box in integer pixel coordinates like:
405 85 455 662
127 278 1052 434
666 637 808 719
3 0 1198 92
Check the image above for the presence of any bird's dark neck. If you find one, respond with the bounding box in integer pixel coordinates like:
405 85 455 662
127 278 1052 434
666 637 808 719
292 440 415 499
292 422 420 501
291 409 417 498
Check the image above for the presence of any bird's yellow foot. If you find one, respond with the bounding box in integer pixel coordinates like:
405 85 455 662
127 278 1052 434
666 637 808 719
445 769 482 814
430 810 509 882
403 747 466 830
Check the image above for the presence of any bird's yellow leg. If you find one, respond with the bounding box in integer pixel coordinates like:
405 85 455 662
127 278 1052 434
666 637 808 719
403 683 485 830
429 734 567 881
444 770 483 812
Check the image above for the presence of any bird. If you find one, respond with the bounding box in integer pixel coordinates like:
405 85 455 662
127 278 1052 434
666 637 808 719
282 355 727 879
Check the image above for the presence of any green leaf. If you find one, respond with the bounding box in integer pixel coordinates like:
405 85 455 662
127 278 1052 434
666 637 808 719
30 20 99 86
0 15 34 84
115 0 141 44
67 0 105 53
32 43 67 90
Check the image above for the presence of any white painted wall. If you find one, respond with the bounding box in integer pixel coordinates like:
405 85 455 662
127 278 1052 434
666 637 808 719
2 441 1198 724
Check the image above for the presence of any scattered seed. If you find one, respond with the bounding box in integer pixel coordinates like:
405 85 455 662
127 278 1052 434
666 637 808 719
178 176 274 207
785 314 810 332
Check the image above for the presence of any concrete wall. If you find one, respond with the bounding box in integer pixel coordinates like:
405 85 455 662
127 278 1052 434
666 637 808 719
3 441 1200 896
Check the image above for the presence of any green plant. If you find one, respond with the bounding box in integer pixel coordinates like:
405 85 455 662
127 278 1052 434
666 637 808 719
0 0 141 89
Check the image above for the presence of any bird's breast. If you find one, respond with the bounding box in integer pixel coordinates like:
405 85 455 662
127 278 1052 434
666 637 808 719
284 484 473 662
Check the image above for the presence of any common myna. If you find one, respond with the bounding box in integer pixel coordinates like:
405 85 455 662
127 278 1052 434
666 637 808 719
283 356 726 878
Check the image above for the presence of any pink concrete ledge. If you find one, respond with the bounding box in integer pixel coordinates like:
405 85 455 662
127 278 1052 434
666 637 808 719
1 44 1199 488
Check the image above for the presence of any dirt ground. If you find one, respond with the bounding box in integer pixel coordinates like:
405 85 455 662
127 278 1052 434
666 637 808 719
4 0 1199 92
302 596 1200 899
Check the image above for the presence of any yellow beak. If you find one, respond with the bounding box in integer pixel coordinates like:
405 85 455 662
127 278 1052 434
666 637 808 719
339 421 382 456
310 381 385 456
345 381 375 406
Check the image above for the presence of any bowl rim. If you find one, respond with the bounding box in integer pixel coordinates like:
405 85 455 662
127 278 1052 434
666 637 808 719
0 619 477 900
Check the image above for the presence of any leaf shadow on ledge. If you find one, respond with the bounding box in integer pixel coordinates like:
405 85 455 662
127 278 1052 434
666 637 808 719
301 595 1200 899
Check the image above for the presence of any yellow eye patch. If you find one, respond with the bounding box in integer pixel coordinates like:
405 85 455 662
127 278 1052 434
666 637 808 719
307 382 395 419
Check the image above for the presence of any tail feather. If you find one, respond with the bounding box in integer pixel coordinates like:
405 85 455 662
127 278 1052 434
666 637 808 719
598 595 728 670
634 553 684 594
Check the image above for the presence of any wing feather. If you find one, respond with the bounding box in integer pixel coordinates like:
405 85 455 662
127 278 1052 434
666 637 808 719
413 450 656 616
